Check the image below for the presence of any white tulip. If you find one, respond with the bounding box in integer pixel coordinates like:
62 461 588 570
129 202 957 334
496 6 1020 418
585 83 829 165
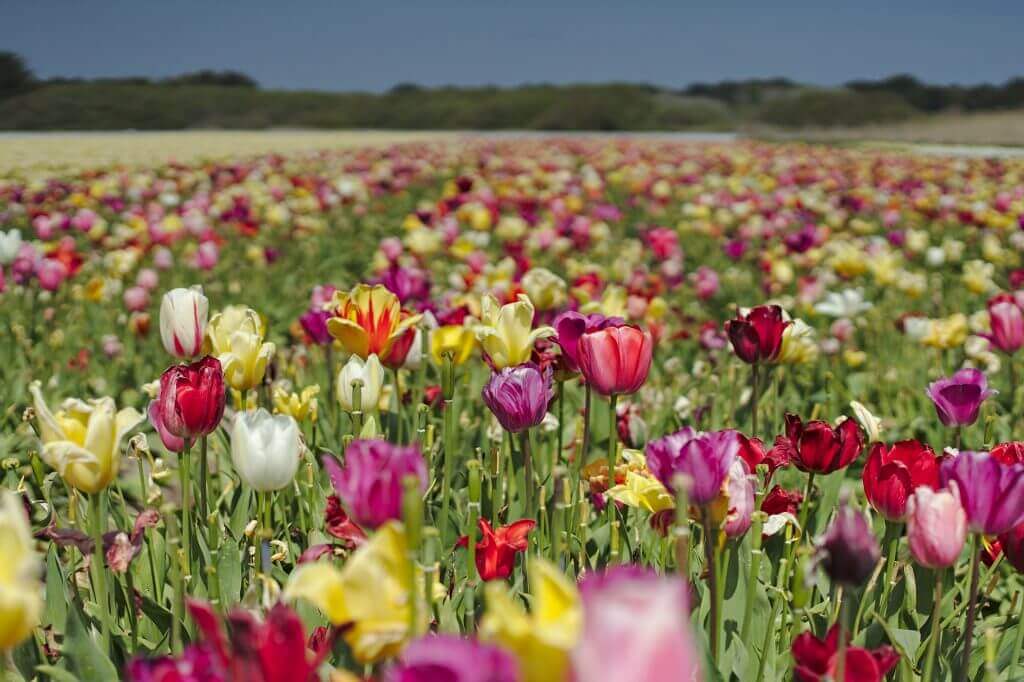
337 353 384 411
0 229 22 265
402 328 425 371
231 409 301 491
159 286 209 358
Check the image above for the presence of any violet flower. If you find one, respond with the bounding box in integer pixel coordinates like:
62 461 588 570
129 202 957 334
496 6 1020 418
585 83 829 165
926 368 995 427
645 428 740 506
816 501 880 587
551 311 624 373
323 439 427 529
384 635 518 682
940 450 1024 535
481 362 554 433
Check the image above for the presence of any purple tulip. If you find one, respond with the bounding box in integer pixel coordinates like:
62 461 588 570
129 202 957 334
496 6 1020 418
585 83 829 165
299 307 332 345
384 635 519 682
816 501 880 586
645 428 740 506
926 368 995 427
552 311 624 373
323 439 427 529
481 362 554 433
940 450 1024 535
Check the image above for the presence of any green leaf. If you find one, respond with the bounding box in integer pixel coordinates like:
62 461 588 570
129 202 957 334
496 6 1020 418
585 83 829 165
218 542 243 604
44 546 68 631
35 665 80 682
62 604 118 681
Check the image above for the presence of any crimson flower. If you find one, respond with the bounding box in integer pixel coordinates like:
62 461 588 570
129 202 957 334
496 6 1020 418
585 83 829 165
456 518 535 581
154 356 226 443
862 440 940 521
724 305 790 364
792 624 899 682
761 486 803 516
785 414 864 475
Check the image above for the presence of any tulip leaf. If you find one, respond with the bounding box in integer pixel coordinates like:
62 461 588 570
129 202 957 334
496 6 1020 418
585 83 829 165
62 604 118 681
35 665 80 682
218 542 243 604
44 545 68 631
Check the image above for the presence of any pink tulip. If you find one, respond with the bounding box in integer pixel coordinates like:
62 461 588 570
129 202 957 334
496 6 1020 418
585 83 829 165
906 486 967 569
36 259 67 291
983 294 1024 355
136 268 159 291
577 325 653 397
123 286 150 312
723 458 756 538
572 568 702 682
195 242 219 270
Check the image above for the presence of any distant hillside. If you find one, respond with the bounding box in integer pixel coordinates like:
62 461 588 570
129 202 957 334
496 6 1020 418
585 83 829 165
2 51 1023 131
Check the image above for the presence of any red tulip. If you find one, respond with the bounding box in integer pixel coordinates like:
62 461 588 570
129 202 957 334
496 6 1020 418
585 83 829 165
156 356 226 442
785 413 864 475
577 324 653 397
456 518 534 581
738 433 792 483
761 485 803 516
862 440 941 521
724 305 790 364
792 624 899 682
991 441 1024 465
998 522 1024 573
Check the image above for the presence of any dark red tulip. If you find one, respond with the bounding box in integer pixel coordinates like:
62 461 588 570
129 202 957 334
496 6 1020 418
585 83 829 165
738 433 792 483
862 440 941 521
998 523 1024 573
724 305 790 364
761 485 803 516
792 623 899 682
456 518 534 581
156 356 226 441
991 441 1024 465
785 413 864 475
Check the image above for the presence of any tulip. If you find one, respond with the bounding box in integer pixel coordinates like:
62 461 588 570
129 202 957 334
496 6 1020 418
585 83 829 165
0 491 41 652
992 440 1024 464
206 305 264 356
230 409 301 491
155 356 226 441
285 522 429 664
327 284 422 365
216 318 276 393
480 558 581 682
456 518 535 581
577 324 653 397
384 635 519 682
481 362 553 433
791 624 899 682
30 381 143 493
940 450 1024 535
906 486 967 568
816 502 880 587
272 384 320 423
551 311 624 374
337 353 384 412
862 439 940 521
571 567 702 682
926 368 995 427
724 304 790 364
998 522 1024 573
723 458 755 538
521 267 568 311
298 307 332 346
147 400 185 453
604 471 674 513
323 439 427 529
159 286 208 358
983 293 1024 354
473 293 555 370
646 428 740 506
784 413 864 475
430 324 477 366
0 229 23 265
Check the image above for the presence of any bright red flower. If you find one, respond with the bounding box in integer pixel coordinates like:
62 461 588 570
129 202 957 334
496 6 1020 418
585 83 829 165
577 325 653 397
324 495 366 548
785 413 864 475
156 356 226 441
792 624 899 682
457 518 535 581
991 441 1024 465
862 440 941 521
761 485 804 516
724 305 790 364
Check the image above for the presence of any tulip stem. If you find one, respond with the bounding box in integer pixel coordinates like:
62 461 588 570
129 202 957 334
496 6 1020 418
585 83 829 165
702 511 720 666
180 444 192 590
878 520 900 614
835 591 849 682
960 535 983 682
922 568 944 682
1009 588 1024 680
607 394 619 563
791 472 815 559
392 368 404 444
88 492 110 652
136 458 161 603
750 363 760 439
1008 358 1017 412
521 430 534 533
440 398 456 547
740 511 765 641
581 382 592 466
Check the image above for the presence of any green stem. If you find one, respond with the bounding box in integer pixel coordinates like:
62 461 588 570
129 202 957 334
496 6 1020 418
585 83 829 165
790 472 815 561
751 363 760 438
1008 588 1024 680
180 444 192 592
607 394 619 563
136 458 160 603
960 535 983 681
521 430 534 528
703 511 720 666
878 520 900 613
835 592 849 682
922 569 944 682
392 367 403 443
581 382 592 467
740 512 765 641
88 493 110 651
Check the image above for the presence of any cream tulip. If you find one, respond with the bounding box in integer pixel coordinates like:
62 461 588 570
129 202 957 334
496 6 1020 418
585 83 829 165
159 286 209 358
473 293 554 369
231 409 301 491
337 353 384 411
30 381 143 494
0 491 41 651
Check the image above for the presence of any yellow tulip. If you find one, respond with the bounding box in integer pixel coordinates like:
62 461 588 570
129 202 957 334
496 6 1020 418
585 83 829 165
218 327 276 392
473 294 554 369
206 305 265 356
272 384 320 423
284 522 427 664
430 325 477 366
521 268 567 311
30 381 143 494
581 284 627 318
326 284 422 361
480 558 582 682
0 491 41 651
605 471 674 513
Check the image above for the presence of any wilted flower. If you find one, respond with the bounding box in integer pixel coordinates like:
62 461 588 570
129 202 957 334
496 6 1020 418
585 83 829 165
456 518 535 581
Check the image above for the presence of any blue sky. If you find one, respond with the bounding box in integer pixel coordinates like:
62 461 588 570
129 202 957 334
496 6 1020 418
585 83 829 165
3 1 1021 91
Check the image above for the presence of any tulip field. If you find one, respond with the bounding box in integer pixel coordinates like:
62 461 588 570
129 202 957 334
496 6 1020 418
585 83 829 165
4 136 1024 681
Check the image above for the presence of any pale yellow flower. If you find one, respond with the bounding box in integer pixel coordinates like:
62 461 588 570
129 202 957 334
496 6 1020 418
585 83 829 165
0 491 41 651
474 294 554 369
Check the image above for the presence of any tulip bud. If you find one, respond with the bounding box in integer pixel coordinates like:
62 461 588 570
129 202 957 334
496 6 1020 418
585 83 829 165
337 354 383 412
230 409 302 491
159 286 208 358
481 362 553 433
906 485 968 568
816 501 880 586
